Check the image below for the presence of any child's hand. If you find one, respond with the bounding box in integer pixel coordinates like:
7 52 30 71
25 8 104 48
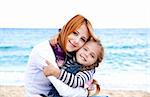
88 84 97 96
43 60 60 78
50 33 59 46
87 79 100 96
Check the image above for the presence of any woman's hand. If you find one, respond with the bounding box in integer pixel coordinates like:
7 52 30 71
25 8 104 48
43 60 60 78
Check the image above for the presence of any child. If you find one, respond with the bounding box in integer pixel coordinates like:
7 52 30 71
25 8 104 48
43 39 104 97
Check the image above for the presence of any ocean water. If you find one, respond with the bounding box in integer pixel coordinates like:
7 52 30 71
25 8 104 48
0 28 149 91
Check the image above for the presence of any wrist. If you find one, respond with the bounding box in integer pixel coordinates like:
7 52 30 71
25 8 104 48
55 68 61 78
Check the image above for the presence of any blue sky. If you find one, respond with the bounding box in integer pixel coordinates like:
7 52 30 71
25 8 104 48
0 0 149 28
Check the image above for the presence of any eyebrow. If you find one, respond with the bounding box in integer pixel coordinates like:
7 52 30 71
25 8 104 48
76 30 79 34
87 46 96 56
91 52 96 56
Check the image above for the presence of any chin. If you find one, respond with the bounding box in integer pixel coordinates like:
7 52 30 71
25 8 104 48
67 48 74 52
79 62 86 66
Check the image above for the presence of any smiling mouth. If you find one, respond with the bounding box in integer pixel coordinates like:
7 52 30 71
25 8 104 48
69 40 76 47
80 54 86 61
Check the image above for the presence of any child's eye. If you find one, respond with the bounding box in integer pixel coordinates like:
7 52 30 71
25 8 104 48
90 54 95 58
84 48 87 51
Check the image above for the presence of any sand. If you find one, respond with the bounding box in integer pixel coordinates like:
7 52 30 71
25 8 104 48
0 86 150 97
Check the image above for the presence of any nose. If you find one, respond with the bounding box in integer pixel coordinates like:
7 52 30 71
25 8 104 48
73 37 80 44
85 52 89 57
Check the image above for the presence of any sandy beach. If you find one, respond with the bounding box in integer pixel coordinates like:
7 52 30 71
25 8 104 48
0 86 150 97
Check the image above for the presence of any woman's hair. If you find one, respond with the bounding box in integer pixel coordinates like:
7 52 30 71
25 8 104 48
58 14 95 52
81 39 104 71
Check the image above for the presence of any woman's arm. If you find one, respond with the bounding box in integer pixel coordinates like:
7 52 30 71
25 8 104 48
47 76 88 97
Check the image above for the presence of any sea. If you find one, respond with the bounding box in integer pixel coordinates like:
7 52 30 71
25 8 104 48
0 28 149 92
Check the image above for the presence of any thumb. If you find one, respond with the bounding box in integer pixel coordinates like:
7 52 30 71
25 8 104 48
45 60 52 66
45 60 50 66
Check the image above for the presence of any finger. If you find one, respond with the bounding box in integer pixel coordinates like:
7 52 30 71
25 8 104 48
45 60 50 65
51 40 55 45
43 66 46 69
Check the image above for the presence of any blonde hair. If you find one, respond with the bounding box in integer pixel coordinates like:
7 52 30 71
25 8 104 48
89 79 100 96
58 14 95 52
81 39 104 71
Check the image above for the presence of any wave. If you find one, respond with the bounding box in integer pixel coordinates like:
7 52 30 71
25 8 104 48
0 46 33 51
106 44 148 49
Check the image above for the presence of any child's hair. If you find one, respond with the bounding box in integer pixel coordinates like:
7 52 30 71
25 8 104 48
88 79 100 96
81 38 104 71
92 79 100 95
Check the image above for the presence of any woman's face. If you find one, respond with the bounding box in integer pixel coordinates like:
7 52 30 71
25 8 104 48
66 24 90 52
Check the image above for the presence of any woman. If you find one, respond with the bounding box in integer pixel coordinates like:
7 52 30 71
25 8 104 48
25 14 97 97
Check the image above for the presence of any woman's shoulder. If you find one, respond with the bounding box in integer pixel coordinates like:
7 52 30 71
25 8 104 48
33 40 54 55
33 40 57 63
35 40 49 48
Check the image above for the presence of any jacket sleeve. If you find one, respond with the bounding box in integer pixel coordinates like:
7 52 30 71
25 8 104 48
58 68 95 88
35 40 58 68
48 76 88 97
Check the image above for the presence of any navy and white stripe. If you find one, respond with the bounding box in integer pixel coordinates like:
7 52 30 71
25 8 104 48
58 65 95 88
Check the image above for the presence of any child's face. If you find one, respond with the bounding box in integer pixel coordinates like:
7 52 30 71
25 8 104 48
76 41 100 66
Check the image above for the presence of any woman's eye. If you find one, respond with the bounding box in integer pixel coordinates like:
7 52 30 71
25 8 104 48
73 32 78 35
81 38 86 42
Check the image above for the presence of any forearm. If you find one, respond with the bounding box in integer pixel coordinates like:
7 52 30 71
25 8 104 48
48 76 88 97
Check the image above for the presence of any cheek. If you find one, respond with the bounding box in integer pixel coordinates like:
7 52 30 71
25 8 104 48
78 42 85 48
67 35 71 41
74 42 85 51
89 59 97 65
